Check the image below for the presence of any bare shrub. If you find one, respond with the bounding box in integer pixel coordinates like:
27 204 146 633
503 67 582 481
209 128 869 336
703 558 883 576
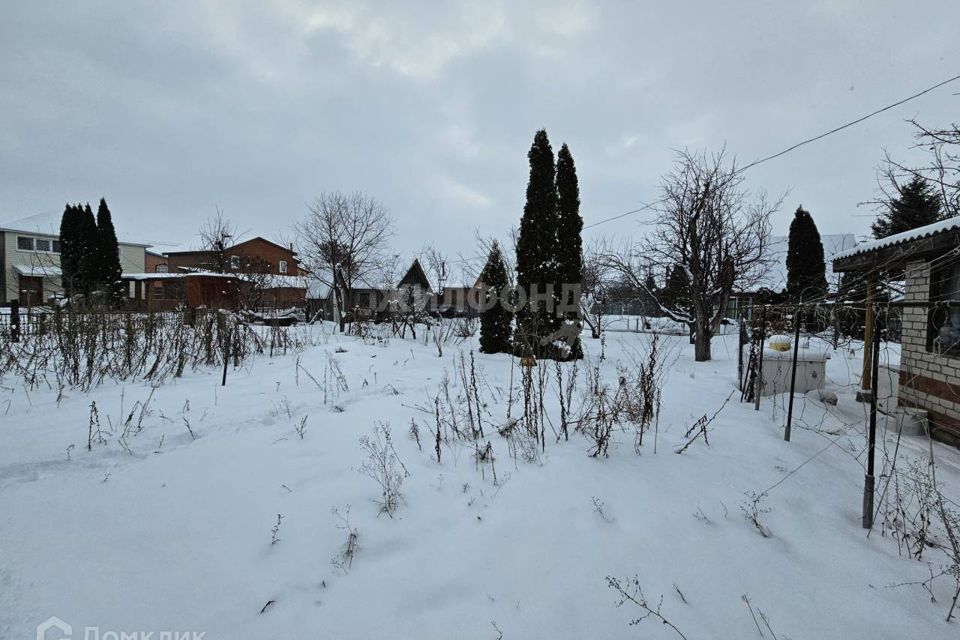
619 333 672 453
330 505 359 574
295 415 308 439
606 576 688 639
270 513 284 545
741 491 772 538
359 423 409 517
1 308 304 391
878 456 960 621
674 392 733 454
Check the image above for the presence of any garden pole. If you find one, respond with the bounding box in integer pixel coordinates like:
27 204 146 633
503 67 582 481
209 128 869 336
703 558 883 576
784 304 803 442
862 307 881 529
754 306 766 411
10 299 20 343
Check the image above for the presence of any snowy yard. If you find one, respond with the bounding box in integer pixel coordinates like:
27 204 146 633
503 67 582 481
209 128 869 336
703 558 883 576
2 322 959 639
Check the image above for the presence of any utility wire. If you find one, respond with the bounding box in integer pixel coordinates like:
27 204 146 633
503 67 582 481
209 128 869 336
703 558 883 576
585 72 960 230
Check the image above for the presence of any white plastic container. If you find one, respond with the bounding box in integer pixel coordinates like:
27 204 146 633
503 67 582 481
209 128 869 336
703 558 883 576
742 345 830 397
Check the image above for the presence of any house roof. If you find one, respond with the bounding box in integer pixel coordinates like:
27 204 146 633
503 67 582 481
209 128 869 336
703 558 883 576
13 264 62 277
398 258 432 291
121 271 239 281
243 273 308 289
164 237 298 258
833 216 960 262
163 249 216 257
0 210 152 247
229 236 299 256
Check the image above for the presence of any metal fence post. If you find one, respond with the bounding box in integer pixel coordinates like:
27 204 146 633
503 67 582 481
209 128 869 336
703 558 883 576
10 300 20 343
784 304 803 442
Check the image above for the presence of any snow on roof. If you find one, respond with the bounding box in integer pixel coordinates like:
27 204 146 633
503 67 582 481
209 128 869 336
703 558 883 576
13 264 62 277
121 271 238 281
243 274 308 289
753 233 857 291
0 211 152 247
832 216 960 261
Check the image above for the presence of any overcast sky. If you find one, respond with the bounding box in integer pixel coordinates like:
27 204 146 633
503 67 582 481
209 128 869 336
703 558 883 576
1 1 958 276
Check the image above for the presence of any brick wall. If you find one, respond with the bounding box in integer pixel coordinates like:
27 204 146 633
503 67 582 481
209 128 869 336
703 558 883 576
898 258 960 444
145 252 167 273
229 238 302 276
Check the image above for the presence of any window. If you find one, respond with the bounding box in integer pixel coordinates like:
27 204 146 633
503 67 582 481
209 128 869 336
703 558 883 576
929 262 960 357
230 255 240 270
17 236 34 251
51 240 61 253
35 238 51 252
357 292 371 308
155 264 169 273
279 260 288 274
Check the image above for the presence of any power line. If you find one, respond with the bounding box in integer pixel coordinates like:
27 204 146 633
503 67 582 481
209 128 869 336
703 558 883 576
584 72 960 230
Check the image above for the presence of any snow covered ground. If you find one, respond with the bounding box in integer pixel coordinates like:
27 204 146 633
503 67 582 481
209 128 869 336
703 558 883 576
2 322 958 639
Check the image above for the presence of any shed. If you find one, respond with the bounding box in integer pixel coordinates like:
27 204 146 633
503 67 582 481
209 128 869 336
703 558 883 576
121 272 244 312
832 216 960 444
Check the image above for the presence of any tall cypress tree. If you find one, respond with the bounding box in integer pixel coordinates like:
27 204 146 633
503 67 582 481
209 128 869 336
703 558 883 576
556 143 583 300
76 203 100 295
479 241 513 354
871 176 943 239
785 206 828 302
555 142 583 359
59 204 81 297
515 129 559 356
96 198 122 298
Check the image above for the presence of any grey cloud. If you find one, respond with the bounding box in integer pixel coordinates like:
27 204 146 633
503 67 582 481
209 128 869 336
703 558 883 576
1 1 957 262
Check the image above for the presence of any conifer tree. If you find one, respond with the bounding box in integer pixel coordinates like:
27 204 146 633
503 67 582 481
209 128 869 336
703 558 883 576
515 129 560 356
785 206 827 302
76 203 100 295
871 176 943 239
96 198 122 298
661 264 690 311
58 204 82 297
556 143 583 305
478 242 513 354
555 142 583 359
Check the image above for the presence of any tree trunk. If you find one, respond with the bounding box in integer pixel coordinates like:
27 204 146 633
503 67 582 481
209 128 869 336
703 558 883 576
694 322 712 361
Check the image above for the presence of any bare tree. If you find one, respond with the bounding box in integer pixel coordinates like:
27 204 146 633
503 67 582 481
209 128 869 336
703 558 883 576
460 231 517 287
420 244 449 293
608 149 778 361
881 119 960 218
198 208 237 273
297 191 394 332
580 239 612 339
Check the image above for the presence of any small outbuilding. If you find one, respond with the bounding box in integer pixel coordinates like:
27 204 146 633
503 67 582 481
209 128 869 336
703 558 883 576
832 217 960 445
121 272 244 312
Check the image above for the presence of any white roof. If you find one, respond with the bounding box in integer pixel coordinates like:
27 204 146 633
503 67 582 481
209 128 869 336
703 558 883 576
754 233 857 291
13 264 62 277
832 216 960 261
243 273 308 289
121 271 238 281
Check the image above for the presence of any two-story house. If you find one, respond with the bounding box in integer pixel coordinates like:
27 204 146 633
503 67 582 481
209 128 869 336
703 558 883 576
164 237 306 308
0 213 149 306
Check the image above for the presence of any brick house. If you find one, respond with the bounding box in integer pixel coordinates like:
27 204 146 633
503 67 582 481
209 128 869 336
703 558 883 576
164 237 306 308
165 237 302 276
145 250 168 274
833 217 960 444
